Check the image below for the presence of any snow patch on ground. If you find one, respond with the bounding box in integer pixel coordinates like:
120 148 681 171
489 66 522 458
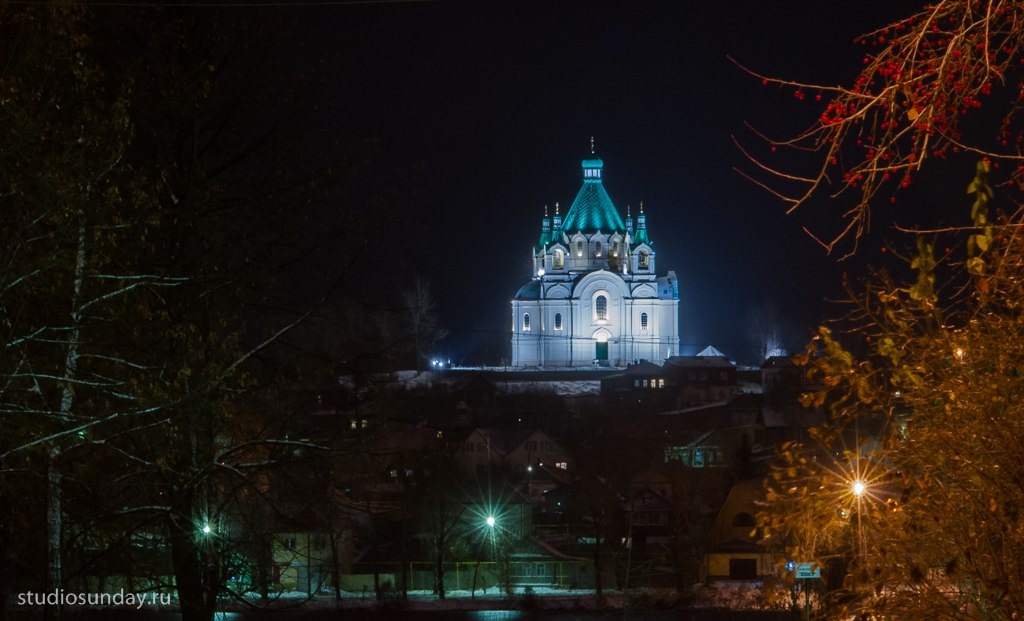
234 583 785 612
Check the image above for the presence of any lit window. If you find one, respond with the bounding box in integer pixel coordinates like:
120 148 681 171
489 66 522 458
638 250 649 269
640 312 648 330
523 313 531 331
611 241 620 256
555 461 568 470
594 242 602 257
658 378 665 388
554 313 562 330
553 250 564 270
576 240 583 257
595 295 607 321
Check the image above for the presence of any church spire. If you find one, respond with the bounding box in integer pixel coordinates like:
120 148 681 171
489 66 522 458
634 201 650 246
538 204 552 248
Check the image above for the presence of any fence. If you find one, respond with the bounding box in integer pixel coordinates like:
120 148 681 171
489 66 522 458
339 560 591 594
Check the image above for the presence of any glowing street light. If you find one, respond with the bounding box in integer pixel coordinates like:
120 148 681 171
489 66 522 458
852 480 866 497
486 515 496 528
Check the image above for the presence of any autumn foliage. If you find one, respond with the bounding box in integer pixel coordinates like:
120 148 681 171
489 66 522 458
750 2 1024 618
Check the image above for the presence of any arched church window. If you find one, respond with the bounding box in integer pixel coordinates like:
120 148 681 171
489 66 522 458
594 242 602 257
576 240 584 257
523 313 531 332
553 250 564 270
554 313 562 330
640 312 649 330
611 241 620 257
595 295 608 322
638 249 649 269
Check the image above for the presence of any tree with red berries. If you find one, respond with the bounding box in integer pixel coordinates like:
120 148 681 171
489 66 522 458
737 0 1024 256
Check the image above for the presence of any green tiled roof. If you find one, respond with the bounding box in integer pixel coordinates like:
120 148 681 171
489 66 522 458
560 159 626 235
633 227 650 246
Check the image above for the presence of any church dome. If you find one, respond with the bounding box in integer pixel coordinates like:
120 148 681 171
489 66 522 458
513 280 541 300
559 157 626 235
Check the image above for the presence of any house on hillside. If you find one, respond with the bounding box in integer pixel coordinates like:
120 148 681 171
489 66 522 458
703 478 772 581
454 428 571 475
266 494 375 595
664 352 739 406
600 360 675 407
657 395 763 469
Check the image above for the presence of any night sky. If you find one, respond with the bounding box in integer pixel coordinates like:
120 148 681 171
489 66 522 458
290 0 922 365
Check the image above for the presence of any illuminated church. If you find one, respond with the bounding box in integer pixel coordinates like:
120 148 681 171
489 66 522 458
511 150 680 367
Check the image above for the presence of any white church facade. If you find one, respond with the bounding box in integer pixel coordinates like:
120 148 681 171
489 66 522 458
511 152 680 368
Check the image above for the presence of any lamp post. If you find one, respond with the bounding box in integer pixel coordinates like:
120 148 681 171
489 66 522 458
486 515 497 560
852 479 866 557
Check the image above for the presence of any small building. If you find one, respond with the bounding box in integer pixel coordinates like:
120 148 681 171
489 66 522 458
664 351 739 406
454 427 571 475
271 529 345 594
658 395 763 468
600 360 675 407
703 479 773 581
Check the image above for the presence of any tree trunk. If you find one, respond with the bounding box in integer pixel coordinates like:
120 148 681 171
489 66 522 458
434 536 446 599
330 533 342 601
169 503 217 621
47 211 88 621
45 450 63 621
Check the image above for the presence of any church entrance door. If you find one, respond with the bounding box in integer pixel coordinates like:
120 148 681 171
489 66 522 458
595 341 608 363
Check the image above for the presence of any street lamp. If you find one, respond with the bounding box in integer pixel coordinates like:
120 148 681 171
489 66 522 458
852 480 866 498
851 479 867 557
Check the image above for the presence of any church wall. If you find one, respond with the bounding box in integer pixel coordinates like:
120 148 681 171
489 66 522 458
512 273 680 367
